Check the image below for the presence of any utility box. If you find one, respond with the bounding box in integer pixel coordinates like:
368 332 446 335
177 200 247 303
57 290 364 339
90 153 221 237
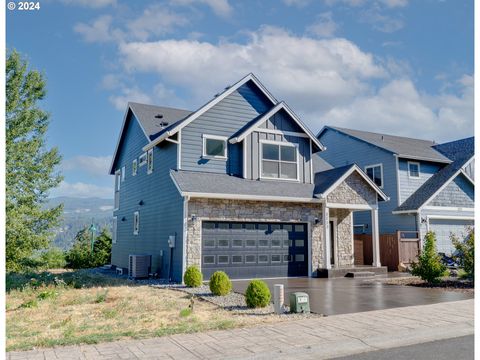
289 292 310 313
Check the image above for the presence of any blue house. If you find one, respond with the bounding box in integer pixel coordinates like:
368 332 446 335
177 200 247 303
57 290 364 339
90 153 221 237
109 74 388 281
317 127 474 255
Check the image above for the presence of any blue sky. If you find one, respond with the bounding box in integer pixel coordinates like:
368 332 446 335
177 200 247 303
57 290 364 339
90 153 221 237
6 0 474 199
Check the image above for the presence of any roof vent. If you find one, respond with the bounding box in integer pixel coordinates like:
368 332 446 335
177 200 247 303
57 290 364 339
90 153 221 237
159 121 169 127
154 114 164 119
381 135 384 141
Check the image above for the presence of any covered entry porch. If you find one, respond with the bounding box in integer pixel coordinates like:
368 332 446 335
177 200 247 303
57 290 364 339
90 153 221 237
318 203 387 278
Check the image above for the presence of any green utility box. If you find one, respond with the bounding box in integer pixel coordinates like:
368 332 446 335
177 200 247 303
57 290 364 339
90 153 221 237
289 292 310 313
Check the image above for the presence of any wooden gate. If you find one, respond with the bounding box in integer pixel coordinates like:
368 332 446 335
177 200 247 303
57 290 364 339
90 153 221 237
353 232 420 271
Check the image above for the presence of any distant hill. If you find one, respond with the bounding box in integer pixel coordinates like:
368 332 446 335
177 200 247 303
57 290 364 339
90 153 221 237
47 197 114 250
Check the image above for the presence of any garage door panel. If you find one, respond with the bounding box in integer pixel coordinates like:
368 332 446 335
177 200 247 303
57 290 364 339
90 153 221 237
202 221 308 279
429 219 474 255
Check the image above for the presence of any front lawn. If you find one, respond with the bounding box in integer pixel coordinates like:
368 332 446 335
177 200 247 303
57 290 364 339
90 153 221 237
6 270 278 351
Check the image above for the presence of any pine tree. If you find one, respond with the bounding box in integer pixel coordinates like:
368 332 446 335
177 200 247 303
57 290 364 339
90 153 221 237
6 50 63 271
411 231 446 283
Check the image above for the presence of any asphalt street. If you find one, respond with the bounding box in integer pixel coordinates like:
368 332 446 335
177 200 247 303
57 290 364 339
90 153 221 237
335 335 474 360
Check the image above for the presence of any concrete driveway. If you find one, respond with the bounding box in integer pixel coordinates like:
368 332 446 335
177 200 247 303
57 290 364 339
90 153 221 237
232 276 473 315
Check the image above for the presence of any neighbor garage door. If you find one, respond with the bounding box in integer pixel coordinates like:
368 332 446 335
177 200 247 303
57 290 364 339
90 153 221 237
429 218 474 255
201 221 308 279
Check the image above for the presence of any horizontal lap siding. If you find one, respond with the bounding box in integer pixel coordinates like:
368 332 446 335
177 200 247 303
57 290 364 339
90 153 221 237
181 82 271 175
398 159 442 203
319 129 414 234
112 115 184 281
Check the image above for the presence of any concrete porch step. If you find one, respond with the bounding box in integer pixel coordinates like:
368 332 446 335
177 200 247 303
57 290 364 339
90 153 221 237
345 271 376 278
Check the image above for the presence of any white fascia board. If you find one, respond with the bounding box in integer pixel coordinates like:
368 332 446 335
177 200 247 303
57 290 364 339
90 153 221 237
142 74 277 152
183 192 322 204
397 154 452 164
392 210 418 214
109 104 151 174
427 215 475 221
229 101 326 151
422 206 474 212
325 202 375 210
320 165 389 201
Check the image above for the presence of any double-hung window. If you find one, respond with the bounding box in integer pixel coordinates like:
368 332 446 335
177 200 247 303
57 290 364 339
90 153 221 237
408 161 420 178
261 141 298 180
365 164 383 188
133 211 139 235
114 170 121 210
132 159 138 176
203 135 227 159
112 216 117 244
139 153 147 167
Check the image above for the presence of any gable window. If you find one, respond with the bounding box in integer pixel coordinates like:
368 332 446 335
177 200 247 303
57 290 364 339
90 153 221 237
365 164 383 188
132 159 138 176
408 161 420 178
139 153 147 166
261 141 298 180
203 135 227 159
147 149 154 174
133 211 139 235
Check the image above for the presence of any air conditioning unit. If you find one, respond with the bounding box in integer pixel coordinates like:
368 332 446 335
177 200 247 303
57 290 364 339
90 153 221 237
128 254 152 279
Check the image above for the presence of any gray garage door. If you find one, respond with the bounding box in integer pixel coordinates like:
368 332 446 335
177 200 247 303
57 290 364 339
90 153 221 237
429 218 474 255
202 221 308 279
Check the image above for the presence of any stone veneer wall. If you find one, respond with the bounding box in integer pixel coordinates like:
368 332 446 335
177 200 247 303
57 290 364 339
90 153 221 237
330 208 353 266
186 199 325 274
327 172 377 205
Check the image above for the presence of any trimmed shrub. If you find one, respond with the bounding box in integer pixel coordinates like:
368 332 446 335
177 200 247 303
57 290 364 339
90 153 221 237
184 266 203 287
411 231 446 283
452 227 474 280
245 280 271 308
209 271 232 296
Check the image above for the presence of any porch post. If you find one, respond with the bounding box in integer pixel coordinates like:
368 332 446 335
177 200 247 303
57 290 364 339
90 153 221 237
323 206 331 269
371 208 381 267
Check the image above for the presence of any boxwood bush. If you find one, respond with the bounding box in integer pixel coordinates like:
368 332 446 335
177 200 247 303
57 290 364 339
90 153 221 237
245 280 271 308
183 266 203 287
209 271 232 296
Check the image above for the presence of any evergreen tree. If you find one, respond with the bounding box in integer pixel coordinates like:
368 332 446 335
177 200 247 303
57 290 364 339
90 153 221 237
6 50 63 271
411 231 446 283
65 227 112 269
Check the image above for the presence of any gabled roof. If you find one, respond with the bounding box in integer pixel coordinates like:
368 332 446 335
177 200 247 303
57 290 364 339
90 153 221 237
170 163 388 203
433 137 474 161
109 103 192 174
142 73 278 152
318 126 452 163
393 154 475 213
228 101 325 152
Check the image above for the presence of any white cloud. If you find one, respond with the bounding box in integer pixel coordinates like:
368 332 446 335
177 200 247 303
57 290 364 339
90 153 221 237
170 0 233 18
51 181 113 199
73 15 122 43
127 5 189 41
109 86 152 110
118 26 386 112
60 0 116 8
306 12 338 38
359 6 404 33
325 0 408 7
322 75 473 142
379 0 408 8
63 156 113 177
99 205 114 211
283 0 311 7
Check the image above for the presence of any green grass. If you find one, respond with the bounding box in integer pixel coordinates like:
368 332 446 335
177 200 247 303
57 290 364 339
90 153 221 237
179 308 192 317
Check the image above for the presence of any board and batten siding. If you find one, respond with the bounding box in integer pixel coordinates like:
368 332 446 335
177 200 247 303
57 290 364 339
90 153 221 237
112 113 184 281
180 82 271 175
318 128 415 234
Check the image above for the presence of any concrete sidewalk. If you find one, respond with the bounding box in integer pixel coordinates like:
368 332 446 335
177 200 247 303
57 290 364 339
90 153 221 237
8 299 474 360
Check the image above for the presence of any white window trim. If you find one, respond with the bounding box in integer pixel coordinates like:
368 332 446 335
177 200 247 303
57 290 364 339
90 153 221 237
202 134 228 160
364 163 384 189
121 166 126 182
133 211 139 235
147 149 154 174
115 169 121 191
132 159 138 176
408 161 420 179
259 139 300 182
139 153 147 167
112 216 117 244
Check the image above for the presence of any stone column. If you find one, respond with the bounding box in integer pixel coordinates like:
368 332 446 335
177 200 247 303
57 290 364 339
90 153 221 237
323 207 331 269
371 208 381 267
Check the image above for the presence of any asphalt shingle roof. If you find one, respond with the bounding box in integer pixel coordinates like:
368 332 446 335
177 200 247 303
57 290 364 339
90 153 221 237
313 164 355 195
327 126 451 163
433 137 474 161
129 102 192 141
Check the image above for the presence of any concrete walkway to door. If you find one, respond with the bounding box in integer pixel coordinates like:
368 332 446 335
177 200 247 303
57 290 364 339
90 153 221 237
7 300 473 360
232 276 473 315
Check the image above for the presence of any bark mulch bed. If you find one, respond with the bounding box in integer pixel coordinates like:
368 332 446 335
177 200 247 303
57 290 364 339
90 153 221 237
382 276 473 294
